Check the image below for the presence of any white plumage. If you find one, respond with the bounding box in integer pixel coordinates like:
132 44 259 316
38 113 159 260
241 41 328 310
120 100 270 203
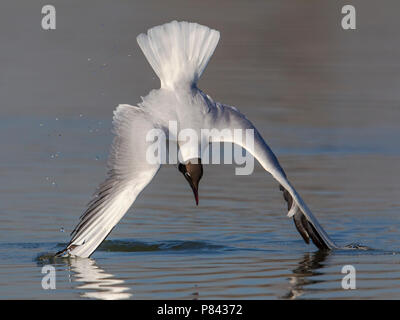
57 21 337 258
137 21 220 88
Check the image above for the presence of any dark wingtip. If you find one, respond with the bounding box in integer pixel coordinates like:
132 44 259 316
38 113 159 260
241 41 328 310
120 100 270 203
279 184 330 250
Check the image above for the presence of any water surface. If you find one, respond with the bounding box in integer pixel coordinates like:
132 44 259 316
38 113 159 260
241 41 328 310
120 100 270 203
0 0 399 299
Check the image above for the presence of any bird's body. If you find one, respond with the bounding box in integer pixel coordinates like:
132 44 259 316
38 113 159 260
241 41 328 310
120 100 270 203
57 21 337 258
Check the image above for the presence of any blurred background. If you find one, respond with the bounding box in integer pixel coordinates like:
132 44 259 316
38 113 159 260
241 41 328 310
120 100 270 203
0 0 399 299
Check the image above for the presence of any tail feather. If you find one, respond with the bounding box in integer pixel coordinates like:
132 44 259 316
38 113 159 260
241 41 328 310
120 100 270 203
137 20 220 88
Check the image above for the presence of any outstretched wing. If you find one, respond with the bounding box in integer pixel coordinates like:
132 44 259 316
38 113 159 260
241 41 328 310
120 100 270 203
57 104 161 258
209 103 337 250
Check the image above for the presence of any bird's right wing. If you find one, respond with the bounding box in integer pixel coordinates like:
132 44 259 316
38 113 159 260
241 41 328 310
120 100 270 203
210 103 338 250
56 104 162 258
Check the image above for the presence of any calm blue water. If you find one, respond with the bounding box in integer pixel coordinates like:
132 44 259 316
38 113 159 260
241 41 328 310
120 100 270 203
0 116 399 299
1 0 399 299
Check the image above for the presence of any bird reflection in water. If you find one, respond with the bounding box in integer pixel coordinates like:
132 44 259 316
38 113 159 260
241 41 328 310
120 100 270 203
68 258 132 300
283 251 329 299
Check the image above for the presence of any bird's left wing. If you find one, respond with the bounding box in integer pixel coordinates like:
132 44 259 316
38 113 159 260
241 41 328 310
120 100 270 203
209 103 338 250
56 104 162 258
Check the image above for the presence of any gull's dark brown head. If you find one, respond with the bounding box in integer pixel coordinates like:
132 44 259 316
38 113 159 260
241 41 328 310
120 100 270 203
178 158 203 205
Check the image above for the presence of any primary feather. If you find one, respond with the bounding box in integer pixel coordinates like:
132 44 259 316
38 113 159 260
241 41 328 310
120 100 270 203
57 105 161 258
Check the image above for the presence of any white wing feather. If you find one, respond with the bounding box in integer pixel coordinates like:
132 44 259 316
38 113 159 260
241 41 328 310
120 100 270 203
210 103 338 249
57 105 161 258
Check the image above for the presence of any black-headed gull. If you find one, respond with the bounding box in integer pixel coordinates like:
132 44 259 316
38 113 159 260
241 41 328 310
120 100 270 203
57 21 337 258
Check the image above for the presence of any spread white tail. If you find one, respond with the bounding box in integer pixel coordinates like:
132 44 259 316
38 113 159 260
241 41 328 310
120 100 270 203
137 20 220 89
